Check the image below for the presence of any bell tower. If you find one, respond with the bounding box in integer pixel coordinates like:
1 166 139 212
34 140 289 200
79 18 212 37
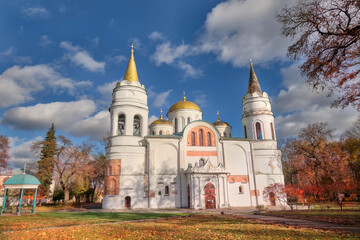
241 62 276 141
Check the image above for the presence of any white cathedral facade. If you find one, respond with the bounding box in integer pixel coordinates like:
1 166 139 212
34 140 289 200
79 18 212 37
102 48 284 210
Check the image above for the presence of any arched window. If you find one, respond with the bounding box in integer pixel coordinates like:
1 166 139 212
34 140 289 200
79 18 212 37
175 118 178 132
270 123 275 140
199 129 203 146
125 196 131 208
244 126 247 138
187 117 191 124
191 132 195 146
256 122 262 139
199 159 205 167
118 114 125 135
164 186 169 195
207 132 211 146
133 115 141 136
159 130 163 135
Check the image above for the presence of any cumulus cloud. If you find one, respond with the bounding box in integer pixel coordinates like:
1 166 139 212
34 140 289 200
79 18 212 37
60 41 105 72
147 87 173 108
149 31 166 41
105 54 127 65
22 7 50 19
273 64 358 139
97 81 117 96
8 136 42 170
0 64 89 108
200 0 294 67
2 100 109 139
39 35 52 47
177 61 203 79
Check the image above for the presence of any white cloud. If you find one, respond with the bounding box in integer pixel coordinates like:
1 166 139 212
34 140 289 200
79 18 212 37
39 35 52 47
200 0 294 67
97 81 117 96
177 61 203 79
273 64 358 139
148 115 158 126
0 47 32 64
147 87 173 108
152 42 192 66
149 31 166 41
70 110 110 139
0 65 87 108
60 41 105 72
22 7 50 19
105 54 127 65
8 136 42 169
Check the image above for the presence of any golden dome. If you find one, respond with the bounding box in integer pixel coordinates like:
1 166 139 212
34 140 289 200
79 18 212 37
150 114 173 126
167 96 201 114
213 120 231 127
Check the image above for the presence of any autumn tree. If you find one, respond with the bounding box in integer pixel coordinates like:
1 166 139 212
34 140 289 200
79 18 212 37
0 135 10 171
53 136 92 203
282 123 354 202
278 0 360 109
35 124 57 196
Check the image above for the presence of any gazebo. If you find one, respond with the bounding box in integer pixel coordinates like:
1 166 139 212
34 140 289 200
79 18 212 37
1 173 40 215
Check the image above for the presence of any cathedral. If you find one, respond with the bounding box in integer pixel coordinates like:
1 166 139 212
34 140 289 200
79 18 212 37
102 47 284 210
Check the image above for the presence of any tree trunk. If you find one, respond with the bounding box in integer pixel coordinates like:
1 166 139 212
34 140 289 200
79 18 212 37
64 188 69 204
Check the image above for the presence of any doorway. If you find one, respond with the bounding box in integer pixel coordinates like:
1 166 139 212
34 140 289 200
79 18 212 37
125 196 131 209
204 183 216 209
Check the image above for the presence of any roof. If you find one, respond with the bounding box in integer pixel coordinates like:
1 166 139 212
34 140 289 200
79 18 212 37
247 62 262 94
123 45 139 83
167 96 201 114
213 120 231 127
3 174 40 186
150 118 173 126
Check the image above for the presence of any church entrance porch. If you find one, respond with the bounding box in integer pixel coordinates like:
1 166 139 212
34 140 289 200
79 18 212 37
204 183 216 209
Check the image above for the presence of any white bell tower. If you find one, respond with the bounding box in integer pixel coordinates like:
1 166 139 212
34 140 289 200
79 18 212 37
241 62 276 141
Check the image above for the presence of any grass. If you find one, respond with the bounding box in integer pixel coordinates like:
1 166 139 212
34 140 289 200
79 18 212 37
264 210 360 226
2 214 359 239
0 212 188 232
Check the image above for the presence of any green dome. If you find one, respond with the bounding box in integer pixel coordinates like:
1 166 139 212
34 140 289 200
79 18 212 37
4 174 40 185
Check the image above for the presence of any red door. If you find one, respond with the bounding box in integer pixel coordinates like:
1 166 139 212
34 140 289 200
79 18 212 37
204 183 216 209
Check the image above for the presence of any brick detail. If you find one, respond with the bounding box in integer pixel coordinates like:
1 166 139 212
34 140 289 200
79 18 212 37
104 159 121 195
227 175 249 183
187 126 216 146
149 190 156 198
250 190 260 196
186 151 217 156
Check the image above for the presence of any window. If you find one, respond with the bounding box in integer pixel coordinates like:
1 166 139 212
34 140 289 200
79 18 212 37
125 196 131 208
199 129 203 146
187 117 191 124
159 130 163 135
164 186 169 195
239 186 242 193
152 131 155 135
270 123 275 140
199 159 205 167
224 132 227 137
256 122 262 139
244 126 247 138
118 114 125 135
133 115 141 136
175 118 178 132
191 132 195 146
207 132 211 146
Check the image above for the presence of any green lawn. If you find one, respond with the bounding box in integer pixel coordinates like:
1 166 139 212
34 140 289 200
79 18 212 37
264 210 360 226
0 212 188 232
2 214 359 240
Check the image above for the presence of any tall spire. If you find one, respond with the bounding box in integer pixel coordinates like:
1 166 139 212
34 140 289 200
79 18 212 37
247 60 262 94
123 44 139 82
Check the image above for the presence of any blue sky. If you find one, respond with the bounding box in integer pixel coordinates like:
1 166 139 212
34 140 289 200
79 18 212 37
0 0 358 172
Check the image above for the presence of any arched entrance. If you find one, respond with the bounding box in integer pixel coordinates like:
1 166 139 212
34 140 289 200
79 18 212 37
125 196 131 209
204 183 216 209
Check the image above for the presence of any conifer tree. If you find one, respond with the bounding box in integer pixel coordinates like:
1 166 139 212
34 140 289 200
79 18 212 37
37 123 57 196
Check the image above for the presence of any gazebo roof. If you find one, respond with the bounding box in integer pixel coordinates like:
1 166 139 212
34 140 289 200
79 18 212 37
4 173 40 186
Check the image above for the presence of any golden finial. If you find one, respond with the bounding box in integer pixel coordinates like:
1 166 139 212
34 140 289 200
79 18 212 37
160 109 163 119
182 91 186 101
250 58 253 67
123 44 139 82
217 111 220 121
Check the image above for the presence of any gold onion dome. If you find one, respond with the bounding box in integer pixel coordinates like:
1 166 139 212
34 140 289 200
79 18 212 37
123 45 139 83
247 61 262 94
213 117 231 127
150 114 173 126
167 96 201 114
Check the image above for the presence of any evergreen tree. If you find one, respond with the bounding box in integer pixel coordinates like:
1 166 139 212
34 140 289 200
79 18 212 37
37 123 57 196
